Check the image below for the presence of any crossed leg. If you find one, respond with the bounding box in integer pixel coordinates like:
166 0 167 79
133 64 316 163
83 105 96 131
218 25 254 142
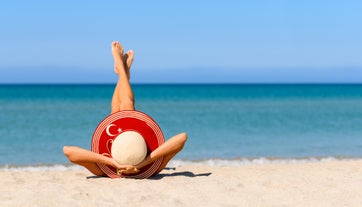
111 41 135 113
63 41 187 177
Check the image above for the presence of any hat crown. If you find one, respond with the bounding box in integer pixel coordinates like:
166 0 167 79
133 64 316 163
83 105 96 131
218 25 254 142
111 131 147 165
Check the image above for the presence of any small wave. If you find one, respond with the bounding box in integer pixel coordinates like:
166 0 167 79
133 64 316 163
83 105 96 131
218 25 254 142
1 157 361 171
0 164 83 172
168 156 361 167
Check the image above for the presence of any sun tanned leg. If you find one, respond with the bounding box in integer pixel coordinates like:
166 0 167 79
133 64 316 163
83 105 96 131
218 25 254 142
63 146 135 176
111 50 134 113
112 49 134 113
111 41 135 113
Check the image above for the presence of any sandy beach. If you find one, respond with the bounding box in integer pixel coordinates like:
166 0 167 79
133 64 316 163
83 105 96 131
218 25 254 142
1 160 362 207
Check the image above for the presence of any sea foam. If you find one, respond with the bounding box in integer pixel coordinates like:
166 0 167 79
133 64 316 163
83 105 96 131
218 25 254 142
168 156 361 167
0 164 83 172
1 157 360 172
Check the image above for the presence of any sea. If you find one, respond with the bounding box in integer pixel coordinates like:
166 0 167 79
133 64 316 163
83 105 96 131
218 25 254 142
1 84 362 170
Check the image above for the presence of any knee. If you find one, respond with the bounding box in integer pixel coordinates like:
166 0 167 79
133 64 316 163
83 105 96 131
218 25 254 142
63 146 76 161
178 132 188 148
63 146 70 156
180 132 188 144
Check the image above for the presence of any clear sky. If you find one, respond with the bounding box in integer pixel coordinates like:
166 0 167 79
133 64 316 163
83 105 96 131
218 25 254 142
0 0 361 83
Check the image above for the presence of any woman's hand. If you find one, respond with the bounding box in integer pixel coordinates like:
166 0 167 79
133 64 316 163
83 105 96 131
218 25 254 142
117 165 139 176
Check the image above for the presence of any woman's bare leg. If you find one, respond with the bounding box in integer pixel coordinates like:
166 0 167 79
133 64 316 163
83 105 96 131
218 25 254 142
111 41 135 113
63 146 116 176
111 49 134 113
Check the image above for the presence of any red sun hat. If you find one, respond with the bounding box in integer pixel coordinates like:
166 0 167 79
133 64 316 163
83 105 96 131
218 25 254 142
91 110 165 179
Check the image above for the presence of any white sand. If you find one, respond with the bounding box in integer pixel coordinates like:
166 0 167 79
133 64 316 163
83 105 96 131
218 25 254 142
1 160 362 207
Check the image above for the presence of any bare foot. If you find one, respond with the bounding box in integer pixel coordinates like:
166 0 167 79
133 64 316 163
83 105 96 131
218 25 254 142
123 50 134 79
111 41 125 74
115 50 134 79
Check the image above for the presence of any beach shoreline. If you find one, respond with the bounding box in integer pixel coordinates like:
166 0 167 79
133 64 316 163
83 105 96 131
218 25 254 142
2 160 362 207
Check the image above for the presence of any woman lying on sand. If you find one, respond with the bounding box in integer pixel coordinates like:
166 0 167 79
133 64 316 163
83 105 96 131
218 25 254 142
63 41 187 177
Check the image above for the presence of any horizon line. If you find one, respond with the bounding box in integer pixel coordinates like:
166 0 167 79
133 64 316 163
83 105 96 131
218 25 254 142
1 82 362 85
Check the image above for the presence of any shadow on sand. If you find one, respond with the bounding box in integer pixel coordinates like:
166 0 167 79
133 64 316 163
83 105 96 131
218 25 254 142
148 167 212 180
86 167 212 180
149 171 212 180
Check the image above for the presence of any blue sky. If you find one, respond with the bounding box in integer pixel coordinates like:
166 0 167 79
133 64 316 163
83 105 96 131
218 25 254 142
0 0 361 83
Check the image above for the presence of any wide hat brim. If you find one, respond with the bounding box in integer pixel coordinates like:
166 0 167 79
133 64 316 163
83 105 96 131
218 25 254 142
91 110 164 179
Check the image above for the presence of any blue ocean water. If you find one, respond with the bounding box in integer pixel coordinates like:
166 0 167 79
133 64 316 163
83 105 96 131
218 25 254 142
1 84 362 167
